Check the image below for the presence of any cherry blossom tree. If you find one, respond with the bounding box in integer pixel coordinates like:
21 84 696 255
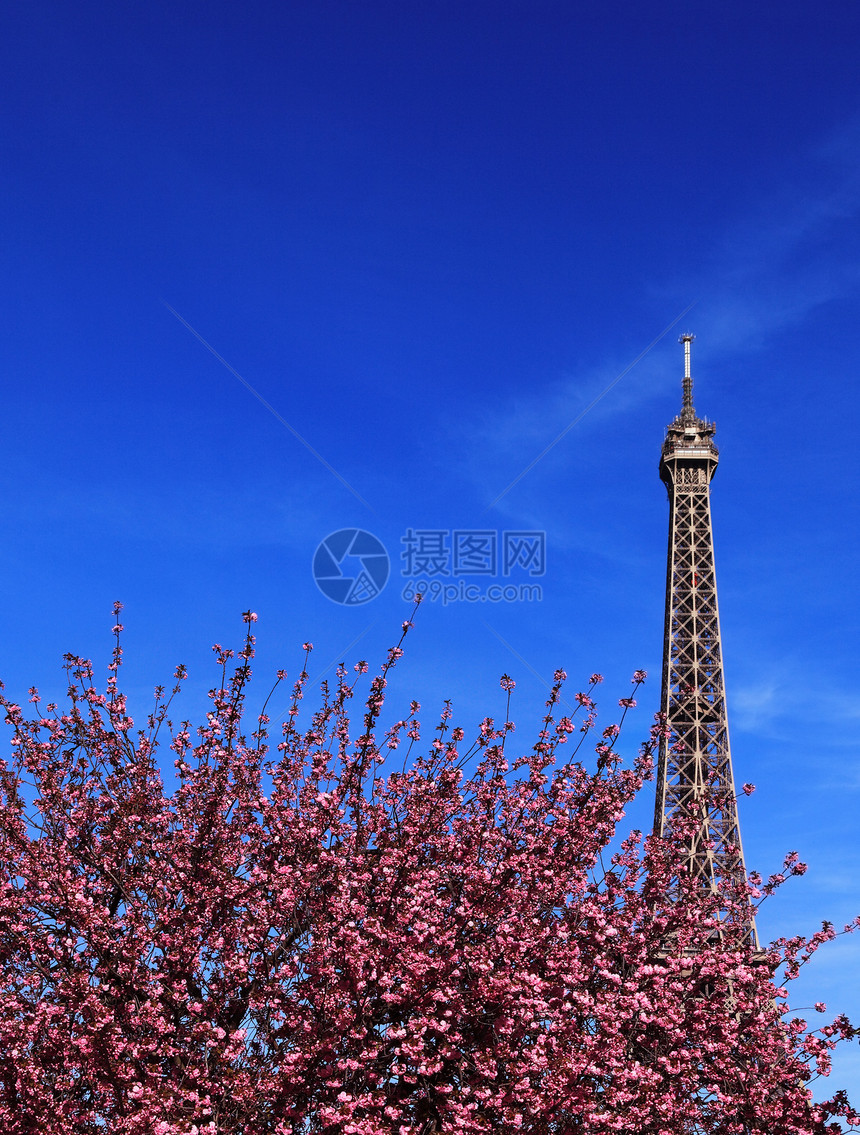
0 604 857 1134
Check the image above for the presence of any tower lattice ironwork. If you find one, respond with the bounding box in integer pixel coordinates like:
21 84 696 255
653 335 754 940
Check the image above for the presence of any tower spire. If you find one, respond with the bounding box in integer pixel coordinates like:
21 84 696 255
680 332 695 423
654 337 756 943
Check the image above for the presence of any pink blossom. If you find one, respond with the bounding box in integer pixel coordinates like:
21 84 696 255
0 613 855 1134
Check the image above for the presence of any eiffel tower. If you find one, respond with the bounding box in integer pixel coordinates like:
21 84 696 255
653 335 755 941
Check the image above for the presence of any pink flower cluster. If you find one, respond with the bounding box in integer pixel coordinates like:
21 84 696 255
0 621 856 1134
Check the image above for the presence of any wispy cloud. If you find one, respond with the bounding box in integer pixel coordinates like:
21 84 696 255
731 680 783 733
0 470 354 559
483 301 697 512
730 661 860 792
733 674 860 738
466 116 860 514
667 117 860 354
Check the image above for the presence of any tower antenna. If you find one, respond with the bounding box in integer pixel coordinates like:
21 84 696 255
680 332 695 422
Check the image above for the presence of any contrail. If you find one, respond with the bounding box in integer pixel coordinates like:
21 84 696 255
163 301 374 512
486 300 697 512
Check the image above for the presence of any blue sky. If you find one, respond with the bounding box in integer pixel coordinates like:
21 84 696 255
2 0 859 1102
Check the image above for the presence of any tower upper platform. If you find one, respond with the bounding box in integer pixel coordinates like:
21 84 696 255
660 334 719 486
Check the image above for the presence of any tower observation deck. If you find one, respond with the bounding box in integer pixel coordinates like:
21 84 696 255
654 336 754 939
